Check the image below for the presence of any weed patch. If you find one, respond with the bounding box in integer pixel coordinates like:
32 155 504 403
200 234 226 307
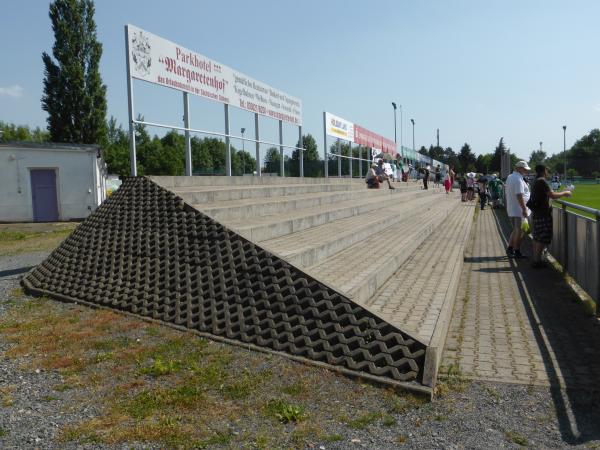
265 398 307 423
506 430 528 447
346 412 382 429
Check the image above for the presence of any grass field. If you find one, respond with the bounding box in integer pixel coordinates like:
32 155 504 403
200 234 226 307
554 183 600 218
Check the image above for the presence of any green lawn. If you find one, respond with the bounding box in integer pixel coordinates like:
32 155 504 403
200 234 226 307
554 183 600 219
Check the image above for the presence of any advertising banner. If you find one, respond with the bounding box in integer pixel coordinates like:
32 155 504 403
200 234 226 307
324 112 354 142
126 24 302 125
354 124 397 155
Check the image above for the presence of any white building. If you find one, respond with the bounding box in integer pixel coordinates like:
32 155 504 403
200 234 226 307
0 142 107 222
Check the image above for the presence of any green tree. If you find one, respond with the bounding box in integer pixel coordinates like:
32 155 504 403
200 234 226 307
292 134 320 161
528 150 547 169
418 146 428 155
458 143 476 173
42 0 107 144
490 138 506 173
103 116 129 176
0 122 49 142
291 134 320 176
475 154 493 173
264 147 280 173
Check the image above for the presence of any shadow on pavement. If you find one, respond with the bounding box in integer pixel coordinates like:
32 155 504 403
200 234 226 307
491 208 600 445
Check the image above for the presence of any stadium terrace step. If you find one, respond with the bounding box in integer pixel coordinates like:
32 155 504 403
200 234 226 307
307 197 459 305
261 193 442 268
189 186 423 222
363 202 475 386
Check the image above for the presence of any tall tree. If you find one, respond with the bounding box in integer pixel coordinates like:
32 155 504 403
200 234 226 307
490 137 506 173
42 0 107 144
528 150 547 169
458 143 476 173
292 134 319 161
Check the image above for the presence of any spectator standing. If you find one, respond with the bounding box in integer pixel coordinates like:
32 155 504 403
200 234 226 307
449 166 456 192
434 165 441 188
478 175 489 210
443 171 452 195
488 174 503 208
505 161 532 259
458 174 468 201
466 173 475 200
422 165 431 190
528 164 572 268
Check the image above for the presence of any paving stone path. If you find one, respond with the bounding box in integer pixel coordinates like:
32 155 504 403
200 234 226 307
443 206 600 389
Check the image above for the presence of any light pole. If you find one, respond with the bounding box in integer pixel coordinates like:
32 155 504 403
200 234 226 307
400 104 403 153
410 119 415 156
539 141 542 152
241 127 246 173
410 119 415 182
391 102 397 143
562 125 567 180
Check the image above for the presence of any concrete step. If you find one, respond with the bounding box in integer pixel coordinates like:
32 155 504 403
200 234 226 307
196 184 424 221
172 183 355 204
151 175 374 188
362 202 475 387
307 197 459 305
221 188 437 242
261 193 443 268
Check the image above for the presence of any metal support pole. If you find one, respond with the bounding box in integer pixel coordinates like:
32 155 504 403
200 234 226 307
323 112 328 178
359 146 362 178
279 120 284 177
337 139 341 178
562 203 569 273
563 125 567 180
254 113 261 176
349 141 353 178
124 26 137 176
224 104 231 176
183 92 192 176
298 126 304 178
400 104 403 152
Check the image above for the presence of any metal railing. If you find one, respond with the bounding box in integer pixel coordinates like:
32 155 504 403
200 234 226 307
550 200 600 317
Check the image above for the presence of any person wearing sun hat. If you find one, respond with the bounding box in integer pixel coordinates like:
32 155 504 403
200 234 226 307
505 160 531 259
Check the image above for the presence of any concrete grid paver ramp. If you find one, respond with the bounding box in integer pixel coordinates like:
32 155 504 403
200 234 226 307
443 207 600 389
21 177 429 390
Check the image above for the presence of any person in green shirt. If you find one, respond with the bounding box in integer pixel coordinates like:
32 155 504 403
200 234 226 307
488 174 503 208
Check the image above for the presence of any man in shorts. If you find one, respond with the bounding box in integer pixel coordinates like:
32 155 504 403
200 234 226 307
529 164 571 268
505 161 531 259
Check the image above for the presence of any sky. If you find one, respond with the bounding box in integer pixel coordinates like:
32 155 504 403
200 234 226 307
1 0 599 161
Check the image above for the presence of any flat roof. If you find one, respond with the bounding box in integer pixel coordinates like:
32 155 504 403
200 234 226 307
0 141 100 151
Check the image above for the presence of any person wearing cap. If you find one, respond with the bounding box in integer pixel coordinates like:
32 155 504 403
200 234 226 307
505 161 532 259
528 164 571 268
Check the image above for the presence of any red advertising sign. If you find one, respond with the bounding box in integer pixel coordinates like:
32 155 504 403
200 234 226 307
353 124 397 155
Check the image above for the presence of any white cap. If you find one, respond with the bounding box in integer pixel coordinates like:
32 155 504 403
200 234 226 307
515 161 531 170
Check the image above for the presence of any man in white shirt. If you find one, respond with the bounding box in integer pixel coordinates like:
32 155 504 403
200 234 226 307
505 161 531 258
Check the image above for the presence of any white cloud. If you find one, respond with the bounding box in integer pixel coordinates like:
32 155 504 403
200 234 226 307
0 85 24 98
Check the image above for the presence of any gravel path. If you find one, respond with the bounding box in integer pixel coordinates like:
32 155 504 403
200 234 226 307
1 252 599 449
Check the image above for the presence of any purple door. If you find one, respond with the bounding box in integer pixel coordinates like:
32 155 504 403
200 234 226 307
30 169 59 222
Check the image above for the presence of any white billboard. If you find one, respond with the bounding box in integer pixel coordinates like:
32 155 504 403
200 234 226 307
126 24 302 125
324 112 354 142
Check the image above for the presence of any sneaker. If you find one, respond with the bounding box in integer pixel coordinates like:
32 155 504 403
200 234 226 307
506 247 514 257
